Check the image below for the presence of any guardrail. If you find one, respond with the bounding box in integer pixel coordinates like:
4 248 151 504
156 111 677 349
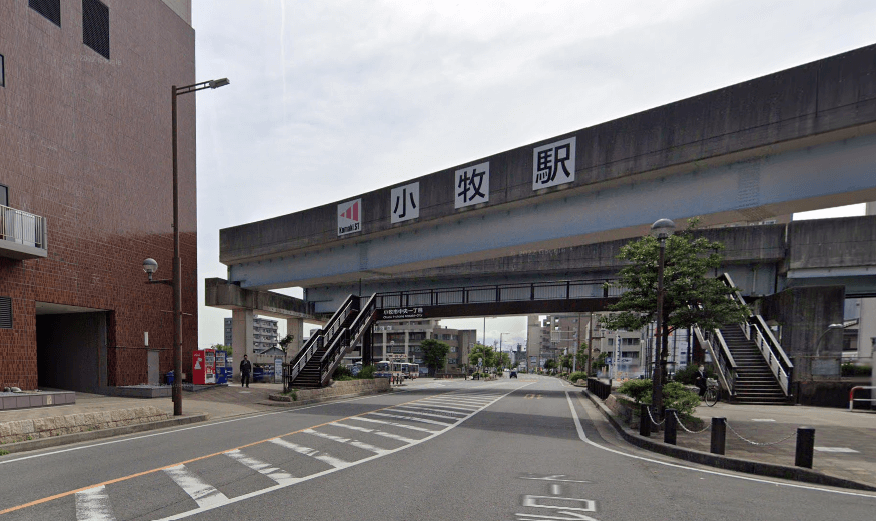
374 278 620 309
587 377 612 400
849 386 876 411
0 204 47 249
695 325 736 397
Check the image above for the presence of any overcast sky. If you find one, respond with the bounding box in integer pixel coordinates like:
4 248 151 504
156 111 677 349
191 0 875 349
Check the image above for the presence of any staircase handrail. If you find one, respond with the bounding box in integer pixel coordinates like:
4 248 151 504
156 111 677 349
719 273 793 396
318 294 379 386
695 325 736 396
285 294 357 386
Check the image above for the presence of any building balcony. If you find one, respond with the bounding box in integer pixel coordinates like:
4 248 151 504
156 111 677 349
0 205 47 260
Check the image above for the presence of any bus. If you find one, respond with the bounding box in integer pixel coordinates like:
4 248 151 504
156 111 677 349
375 360 405 380
400 363 419 379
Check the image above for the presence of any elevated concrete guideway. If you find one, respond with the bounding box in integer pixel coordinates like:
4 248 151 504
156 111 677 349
221 44 876 291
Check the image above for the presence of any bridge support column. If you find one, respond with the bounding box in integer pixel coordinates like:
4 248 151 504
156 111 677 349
362 325 373 367
285 317 304 358
232 309 254 382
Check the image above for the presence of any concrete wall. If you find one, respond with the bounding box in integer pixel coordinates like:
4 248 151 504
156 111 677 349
757 286 845 377
786 215 876 271
36 313 107 393
221 44 876 267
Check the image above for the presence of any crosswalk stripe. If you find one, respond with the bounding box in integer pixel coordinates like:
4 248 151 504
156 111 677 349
164 465 228 509
270 438 352 469
303 429 390 455
331 422 418 444
75 486 115 521
348 416 438 433
368 412 455 427
225 450 299 485
415 402 479 411
391 406 467 419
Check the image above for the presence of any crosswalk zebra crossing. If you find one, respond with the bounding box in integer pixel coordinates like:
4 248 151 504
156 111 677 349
61 388 515 521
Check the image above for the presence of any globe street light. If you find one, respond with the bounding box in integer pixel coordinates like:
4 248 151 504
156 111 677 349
650 218 676 414
144 78 229 417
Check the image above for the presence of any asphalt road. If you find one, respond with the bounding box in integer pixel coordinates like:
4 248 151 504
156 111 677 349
1 375 874 520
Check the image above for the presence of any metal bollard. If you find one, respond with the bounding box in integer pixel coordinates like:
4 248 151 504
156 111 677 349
710 418 727 455
795 427 815 468
664 408 677 445
639 404 651 437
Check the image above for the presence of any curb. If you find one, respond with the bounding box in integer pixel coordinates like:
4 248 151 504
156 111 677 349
265 388 391 407
581 389 876 492
0 413 209 455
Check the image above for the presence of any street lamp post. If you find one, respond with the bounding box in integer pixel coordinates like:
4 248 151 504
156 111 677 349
143 78 229 417
650 218 676 414
814 323 844 356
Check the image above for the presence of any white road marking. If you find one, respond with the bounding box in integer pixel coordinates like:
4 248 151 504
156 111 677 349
396 403 470 414
565 391 876 499
348 416 438 433
522 495 596 512
302 428 390 455
369 412 455 427
814 447 859 453
331 422 418 444
751 419 776 422
519 475 591 484
415 401 480 411
224 450 299 485
270 438 352 468
152 384 532 520
75 486 115 521
551 484 563 495
164 465 229 508
391 406 466 419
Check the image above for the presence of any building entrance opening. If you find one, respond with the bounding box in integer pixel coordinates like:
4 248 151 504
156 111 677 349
35 303 108 393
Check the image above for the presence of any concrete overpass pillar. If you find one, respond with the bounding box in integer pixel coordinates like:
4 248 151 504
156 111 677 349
232 309 254 381
285 317 304 357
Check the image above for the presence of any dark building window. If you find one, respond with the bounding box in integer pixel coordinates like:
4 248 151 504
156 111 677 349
0 54 5 87
0 184 7 206
29 0 61 26
82 0 110 59
0 297 12 329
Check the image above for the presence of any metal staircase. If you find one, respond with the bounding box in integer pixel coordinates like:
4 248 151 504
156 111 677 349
695 273 794 405
284 294 379 389
718 325 791 404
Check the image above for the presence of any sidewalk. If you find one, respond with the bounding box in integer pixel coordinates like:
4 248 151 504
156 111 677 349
585 387 876 490
676 402 876 487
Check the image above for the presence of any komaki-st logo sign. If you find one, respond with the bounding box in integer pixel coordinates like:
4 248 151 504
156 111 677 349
338 199 362 236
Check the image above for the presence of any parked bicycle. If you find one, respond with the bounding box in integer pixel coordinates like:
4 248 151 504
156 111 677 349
703 377 720 406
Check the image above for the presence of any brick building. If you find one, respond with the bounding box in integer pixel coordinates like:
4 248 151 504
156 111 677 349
0 0 197 391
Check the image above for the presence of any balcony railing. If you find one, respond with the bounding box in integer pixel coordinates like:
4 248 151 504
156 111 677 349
0 204 47 259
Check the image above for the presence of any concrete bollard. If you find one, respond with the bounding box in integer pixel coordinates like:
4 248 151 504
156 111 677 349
710 417 727 455
639 404 651 437
795 427 815 468
664 408 677 445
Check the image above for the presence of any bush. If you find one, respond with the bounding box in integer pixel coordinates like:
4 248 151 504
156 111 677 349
618 379 652 403
333 366 354 381
357 364 375 379
617 379 700 418
842 363 872 377
672 365 715 385
568 371 588 383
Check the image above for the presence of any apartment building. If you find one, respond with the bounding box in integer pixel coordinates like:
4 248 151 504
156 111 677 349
224 317 279 353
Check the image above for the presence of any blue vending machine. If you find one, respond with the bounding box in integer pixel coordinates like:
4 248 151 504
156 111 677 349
215 351 228 384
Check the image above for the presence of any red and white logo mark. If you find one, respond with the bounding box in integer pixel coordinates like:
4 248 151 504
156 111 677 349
338 199 362 236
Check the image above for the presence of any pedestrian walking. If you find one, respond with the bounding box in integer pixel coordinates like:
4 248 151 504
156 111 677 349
240 354 253 388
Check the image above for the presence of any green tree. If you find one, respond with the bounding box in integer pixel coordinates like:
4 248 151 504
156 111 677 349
543 359 557 371
574 342 590 372
601 218 748 411
559 353 574 371
419 339 451 376
468 343 495 371
278 334 295 352
211 344 232 354
495 351 511 369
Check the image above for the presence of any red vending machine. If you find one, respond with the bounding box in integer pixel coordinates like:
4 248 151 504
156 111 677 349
192 349 216 385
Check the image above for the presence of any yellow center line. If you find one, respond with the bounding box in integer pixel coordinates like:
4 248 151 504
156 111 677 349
0 391 453 516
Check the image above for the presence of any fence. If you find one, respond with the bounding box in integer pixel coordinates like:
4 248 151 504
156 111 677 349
587 377 612 400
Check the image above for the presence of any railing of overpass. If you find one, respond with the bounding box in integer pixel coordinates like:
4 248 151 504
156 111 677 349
374 278 621 309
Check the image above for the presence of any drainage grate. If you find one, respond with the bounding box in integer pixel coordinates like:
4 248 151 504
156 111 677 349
82 0 110 59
